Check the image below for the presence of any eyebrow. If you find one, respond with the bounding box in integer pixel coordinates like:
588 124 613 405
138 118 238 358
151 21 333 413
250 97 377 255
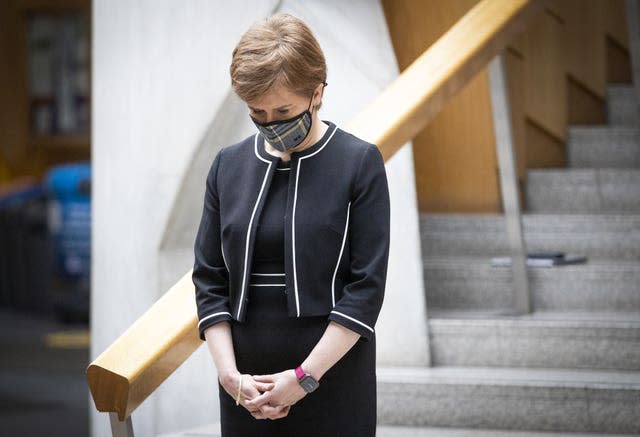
249 104 292 112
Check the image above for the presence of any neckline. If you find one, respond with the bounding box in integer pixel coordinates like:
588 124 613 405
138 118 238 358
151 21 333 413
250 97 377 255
255 121 337 162
276 158 291 170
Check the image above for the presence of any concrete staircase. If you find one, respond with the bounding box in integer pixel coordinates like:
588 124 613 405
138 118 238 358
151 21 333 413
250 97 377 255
377 84 640 435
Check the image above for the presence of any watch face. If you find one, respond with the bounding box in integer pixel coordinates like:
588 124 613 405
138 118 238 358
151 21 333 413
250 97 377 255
300 375 319 393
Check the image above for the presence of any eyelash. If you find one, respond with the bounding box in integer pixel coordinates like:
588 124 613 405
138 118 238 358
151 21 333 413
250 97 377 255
252 109 289 115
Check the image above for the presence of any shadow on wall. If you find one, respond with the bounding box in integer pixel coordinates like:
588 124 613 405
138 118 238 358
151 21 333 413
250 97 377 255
159 90 254 253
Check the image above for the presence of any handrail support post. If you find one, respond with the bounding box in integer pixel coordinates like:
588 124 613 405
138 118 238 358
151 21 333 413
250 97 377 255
626 0 640 118
109 413 134 437
488 54 531 314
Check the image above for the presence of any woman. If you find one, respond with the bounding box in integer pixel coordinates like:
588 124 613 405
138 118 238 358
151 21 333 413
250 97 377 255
193 12 390 436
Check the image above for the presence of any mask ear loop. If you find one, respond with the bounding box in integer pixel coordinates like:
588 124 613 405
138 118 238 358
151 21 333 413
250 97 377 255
311 82 328 113
307 95 314 112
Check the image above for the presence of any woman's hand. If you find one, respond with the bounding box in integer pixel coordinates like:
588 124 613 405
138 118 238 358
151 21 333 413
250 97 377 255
249 403 291 420
244 370 307 415
219 370 279 418
204 324 289 420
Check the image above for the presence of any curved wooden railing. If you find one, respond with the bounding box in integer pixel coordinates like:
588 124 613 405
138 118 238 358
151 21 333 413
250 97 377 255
87 0 543 427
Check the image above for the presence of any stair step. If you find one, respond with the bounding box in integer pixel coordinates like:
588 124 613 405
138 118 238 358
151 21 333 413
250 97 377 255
423 257 640 313
567 126 640 168
378 366 640 433
420 213 640 260
608 85 639 126
379 426 627 437
526 168 640 213
427 312 640 371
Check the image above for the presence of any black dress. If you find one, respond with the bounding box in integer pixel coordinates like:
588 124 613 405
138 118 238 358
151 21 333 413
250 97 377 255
218 157 377 437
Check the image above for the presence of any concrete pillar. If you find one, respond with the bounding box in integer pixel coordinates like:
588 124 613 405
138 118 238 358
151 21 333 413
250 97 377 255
91 2 279 436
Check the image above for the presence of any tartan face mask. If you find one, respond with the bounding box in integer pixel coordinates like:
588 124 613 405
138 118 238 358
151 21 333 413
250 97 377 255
251 97 313 152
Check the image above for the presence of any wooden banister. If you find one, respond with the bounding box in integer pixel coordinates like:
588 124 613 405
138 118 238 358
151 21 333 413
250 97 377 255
86 271 200 421
86 0 543 424
347 0 542 159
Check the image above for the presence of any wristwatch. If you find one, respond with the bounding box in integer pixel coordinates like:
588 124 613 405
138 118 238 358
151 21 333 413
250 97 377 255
295 365 319 393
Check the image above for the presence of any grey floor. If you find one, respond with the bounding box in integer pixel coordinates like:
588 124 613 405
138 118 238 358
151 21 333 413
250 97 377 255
159 422 629 437
0 308 89 436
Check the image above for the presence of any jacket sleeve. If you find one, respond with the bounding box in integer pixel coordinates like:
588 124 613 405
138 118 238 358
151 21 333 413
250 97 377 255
328 144 390 341
193 149 233 341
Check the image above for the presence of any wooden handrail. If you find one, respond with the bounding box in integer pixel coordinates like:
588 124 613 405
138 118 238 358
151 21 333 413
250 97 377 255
86 0 542 423
86 271 200 421
347 0 542 160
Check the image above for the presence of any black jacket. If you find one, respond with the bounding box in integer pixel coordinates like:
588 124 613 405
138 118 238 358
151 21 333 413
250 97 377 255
193 122 390 341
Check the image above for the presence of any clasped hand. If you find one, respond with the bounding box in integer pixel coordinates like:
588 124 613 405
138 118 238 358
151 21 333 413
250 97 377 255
223 370 307 420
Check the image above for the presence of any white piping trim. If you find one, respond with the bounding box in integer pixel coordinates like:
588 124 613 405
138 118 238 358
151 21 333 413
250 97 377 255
253 134 270 164
198 312 232 328
251 273 285 276
292 164 302 315
331 202 350 307
249 283 286 287
276 168 290 171
292 125 338 316
330 311 374 333
220 240 229 272
237 160 272 318
301 125 338 158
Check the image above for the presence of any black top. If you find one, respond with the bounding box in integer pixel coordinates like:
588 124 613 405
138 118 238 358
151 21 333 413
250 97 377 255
251 158 290 269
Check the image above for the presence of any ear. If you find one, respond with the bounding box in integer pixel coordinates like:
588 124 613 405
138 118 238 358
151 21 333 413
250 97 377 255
313 82 325 109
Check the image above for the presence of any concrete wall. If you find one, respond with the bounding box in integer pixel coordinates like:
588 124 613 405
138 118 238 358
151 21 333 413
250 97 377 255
91 1 427 436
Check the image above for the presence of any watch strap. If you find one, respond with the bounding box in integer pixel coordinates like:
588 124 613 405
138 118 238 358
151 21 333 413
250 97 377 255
294 365 306 380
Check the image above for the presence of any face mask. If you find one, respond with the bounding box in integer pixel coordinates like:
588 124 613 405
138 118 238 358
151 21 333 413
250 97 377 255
251 97 313 152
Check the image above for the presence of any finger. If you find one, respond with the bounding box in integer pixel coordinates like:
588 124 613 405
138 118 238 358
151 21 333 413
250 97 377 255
242 383 260 398
254 381 275 392
258 404 282 417
268 406 291 420
247 406 264 418
277 405 291 415
244 391 271 409
266 410 285 420
252 374 275 383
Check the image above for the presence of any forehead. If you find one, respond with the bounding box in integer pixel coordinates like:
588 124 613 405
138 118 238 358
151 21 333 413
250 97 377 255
247 85 308 110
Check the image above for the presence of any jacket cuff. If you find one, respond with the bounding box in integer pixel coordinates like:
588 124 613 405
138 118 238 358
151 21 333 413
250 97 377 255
197 311 233 341
328 310 375 341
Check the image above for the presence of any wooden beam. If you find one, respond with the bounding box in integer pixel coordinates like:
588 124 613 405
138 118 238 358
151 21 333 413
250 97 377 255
347 0 543 161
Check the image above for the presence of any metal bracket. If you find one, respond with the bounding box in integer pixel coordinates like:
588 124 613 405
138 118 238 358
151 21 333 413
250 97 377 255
109 413 134 437
488 54 531 314
625 0 640 119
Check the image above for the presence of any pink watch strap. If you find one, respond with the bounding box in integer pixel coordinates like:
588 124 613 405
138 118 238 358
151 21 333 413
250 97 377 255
295 366 305 380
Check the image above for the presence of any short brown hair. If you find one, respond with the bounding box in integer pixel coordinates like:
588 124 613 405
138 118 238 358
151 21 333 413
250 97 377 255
230 13 327 105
